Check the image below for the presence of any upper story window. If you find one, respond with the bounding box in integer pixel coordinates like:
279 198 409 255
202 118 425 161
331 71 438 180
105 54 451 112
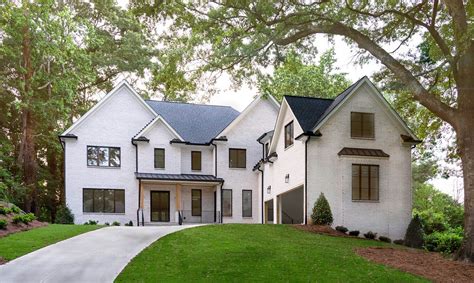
87 146 120 167
229 148 246 168
154 148 165 169
352 164 379 201
284 121 294 148
351 112 374 138
191 151 202 171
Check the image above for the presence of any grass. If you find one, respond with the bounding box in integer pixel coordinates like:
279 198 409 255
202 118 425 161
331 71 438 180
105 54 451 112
116 224 427 282
0 224 101 261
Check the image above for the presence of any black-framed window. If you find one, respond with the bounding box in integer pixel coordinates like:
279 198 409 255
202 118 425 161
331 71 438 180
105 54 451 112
285 121 294 148
192 189 202 216
154 148 165 169
352 164 379 201
87 146 120 167
229 148 246 168
191 151 202 171
351 112 374 138
222 189 232 217
83 189 125 213
242 190 252 217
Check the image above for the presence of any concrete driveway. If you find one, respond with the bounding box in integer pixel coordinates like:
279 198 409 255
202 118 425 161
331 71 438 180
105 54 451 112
0 225 198 283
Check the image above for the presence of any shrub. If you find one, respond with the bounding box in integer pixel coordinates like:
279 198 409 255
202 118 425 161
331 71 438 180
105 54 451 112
104 222 110 226
124 221 133 226
10 205 21 214
0 219 7 229
112 221 120 226
84 220 98 225
393 239 405 245
311 193 333 225
55 205 74 224
335 226 348 234
12 213 36 225
405 215 424 248
364 231 377 240
379 236 392 243
424 228 463 254
349 230 360 237
0 206 11 215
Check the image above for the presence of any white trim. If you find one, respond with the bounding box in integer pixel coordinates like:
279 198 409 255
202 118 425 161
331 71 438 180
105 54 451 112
62 80 157 135
135 115 184 141
268 99 302 153
311 77 418 140
217 94 280 137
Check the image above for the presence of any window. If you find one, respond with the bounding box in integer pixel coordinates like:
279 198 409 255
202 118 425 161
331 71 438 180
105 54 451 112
285 121 294 148
192 189 202 216
352 164 379 201
87 146 120 167
222 189 232 217
242 190 252 217
191 151 201 171
229 148 246 168
154 148 165 169
83 189 125 213
351 112 374 138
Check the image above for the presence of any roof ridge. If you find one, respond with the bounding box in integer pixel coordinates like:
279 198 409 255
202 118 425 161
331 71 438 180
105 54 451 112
145 99 239 111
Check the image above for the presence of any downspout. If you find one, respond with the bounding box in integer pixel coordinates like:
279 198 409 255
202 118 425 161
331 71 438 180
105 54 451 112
257 167 264 224
304 136 311 225
132 139 140 225
220 181 224 223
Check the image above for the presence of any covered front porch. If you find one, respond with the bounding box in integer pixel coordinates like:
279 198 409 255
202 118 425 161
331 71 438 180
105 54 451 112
135 173 223 226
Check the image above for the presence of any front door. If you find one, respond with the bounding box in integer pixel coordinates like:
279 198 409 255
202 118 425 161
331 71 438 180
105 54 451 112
151 191 170 222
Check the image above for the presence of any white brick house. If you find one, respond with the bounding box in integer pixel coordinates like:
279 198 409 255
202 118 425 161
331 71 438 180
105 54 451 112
60 77 418 239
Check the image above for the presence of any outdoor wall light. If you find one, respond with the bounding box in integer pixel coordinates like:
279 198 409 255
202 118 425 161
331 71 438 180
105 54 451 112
267 186 271 194
285 174 290 183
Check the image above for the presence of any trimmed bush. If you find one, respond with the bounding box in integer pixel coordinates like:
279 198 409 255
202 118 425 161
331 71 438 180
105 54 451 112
0 219 7 229
349 230 360 237
12 213 36 225
84 220 98 225
364 231 377 239
104 222 110 226
379 236 392 243
125 221 133 226
10 205 21 214
112 221 120 226
424 228 463 254
0 206 12 215
55 205 74 224
335 226 348 234
311 193 333 225
393 239 404 245
405 215 424 248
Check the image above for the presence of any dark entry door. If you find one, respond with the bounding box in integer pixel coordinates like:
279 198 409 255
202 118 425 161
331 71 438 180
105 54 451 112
151 191 170 222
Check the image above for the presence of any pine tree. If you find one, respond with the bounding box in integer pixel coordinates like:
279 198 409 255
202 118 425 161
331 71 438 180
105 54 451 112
405 215 424 248
311 193 333 225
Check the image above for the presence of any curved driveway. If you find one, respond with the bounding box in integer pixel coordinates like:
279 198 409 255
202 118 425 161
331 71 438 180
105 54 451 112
0 225 198 283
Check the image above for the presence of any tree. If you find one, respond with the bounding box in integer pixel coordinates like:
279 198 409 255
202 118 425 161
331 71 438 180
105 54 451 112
258 49 351 101
405 215 425 249
311 193 333 225
140 0 474 261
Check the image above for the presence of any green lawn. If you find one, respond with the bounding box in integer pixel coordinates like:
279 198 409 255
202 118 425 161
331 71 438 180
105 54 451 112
116 224 426 282
0 224 101 261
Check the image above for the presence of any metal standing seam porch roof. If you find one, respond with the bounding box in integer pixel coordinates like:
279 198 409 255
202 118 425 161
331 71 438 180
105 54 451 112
144 100 240 144
135 172 224 183
338 147 390 158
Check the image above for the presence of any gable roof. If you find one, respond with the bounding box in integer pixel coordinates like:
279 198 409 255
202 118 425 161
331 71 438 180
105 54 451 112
145 100 239 144
133 115 184 141
284 96 334 133
61 80 157 136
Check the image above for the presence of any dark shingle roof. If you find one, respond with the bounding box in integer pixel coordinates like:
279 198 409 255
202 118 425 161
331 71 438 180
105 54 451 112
135 172 223 183
284 77 365 132
145 100 239 144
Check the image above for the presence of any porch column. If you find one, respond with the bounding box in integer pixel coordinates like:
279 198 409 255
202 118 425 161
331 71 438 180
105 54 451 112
176 184 182 224
274 196 279 224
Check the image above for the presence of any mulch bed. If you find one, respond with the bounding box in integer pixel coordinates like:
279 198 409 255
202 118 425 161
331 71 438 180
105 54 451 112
0 214 47 238
356 247 474 282
293 224 351 237
0 257 7 265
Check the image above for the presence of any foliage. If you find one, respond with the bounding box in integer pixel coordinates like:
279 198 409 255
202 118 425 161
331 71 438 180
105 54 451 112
112 221 120 226
0 219 7 230
258 49 351 101
335 226 348 234
0 206 12 215
378 236 392 243
54 205 74 224
10 205 21 214
84 220 98 225
0 224 101 261
311 193 333 225
349 231 360 237
12 213 36 225
405 215 424 249
393 239 405 245
116 225 421 282
363 231 377 240
104 222 110 226
125 221 133 226
424 228 463 255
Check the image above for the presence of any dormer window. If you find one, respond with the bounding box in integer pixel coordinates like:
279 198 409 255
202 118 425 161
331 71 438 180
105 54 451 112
284 121 294 148
351 112 374 139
